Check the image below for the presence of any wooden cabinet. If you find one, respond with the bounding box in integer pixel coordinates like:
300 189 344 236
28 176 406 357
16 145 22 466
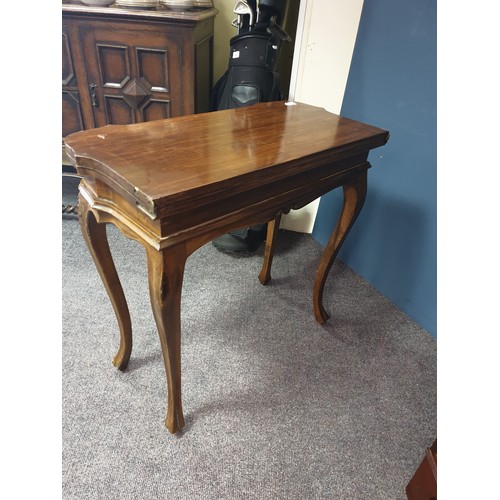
406 440 437 500
62 2 217 142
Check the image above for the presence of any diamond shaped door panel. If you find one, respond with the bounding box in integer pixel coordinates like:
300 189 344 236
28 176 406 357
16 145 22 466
122 77 150 108
80 24 182 127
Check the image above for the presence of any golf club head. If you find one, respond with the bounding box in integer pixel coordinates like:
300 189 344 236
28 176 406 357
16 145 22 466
234 0 254 29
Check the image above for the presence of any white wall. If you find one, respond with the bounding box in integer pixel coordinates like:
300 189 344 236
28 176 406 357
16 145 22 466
281 0 365 233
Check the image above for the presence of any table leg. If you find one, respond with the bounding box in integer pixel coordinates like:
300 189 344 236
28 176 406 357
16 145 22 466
78 193 133 370
145 244 187 433
258 213 282 285
313 171 368 324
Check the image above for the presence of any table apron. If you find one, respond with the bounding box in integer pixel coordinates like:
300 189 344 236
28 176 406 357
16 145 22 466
79 159 370 255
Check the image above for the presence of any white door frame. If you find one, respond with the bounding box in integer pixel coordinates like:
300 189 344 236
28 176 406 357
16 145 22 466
281 0 365 233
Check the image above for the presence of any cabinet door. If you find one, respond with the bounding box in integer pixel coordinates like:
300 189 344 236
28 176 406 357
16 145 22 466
62 24 85 138
79 22 183 127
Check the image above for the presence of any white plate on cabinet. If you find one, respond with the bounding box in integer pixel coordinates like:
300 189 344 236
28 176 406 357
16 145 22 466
160 0 195 10
193 0 213 7
81 0 116 6
115 0 158 7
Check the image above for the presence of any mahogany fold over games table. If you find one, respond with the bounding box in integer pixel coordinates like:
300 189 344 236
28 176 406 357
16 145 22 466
64 101 389 433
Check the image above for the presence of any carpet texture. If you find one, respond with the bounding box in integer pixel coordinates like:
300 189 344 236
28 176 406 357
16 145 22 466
62 177 436 499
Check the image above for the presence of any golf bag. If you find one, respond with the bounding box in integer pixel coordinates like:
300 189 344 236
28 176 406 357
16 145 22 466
211 31 282 111
211 0 289 252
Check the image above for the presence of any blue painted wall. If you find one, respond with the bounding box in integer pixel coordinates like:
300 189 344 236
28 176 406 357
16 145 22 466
312 0 437 336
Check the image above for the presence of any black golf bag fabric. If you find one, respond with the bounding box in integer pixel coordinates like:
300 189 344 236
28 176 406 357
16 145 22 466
213 31 282 111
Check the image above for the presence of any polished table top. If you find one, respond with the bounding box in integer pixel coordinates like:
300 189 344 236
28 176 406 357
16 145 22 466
64 101 388 221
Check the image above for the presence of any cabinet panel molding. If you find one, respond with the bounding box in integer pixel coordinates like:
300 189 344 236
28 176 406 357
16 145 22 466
137 47 170 93
103 95 135 125
141 99 172 122
62 31 76 87
62 91 85 137
96 44 130 88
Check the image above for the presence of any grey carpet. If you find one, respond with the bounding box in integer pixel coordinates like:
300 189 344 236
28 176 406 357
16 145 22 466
62 177 436 499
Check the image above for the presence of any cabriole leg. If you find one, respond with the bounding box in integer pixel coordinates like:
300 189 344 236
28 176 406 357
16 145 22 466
145 245 187 433
313 171 368 324
78 193 133 370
